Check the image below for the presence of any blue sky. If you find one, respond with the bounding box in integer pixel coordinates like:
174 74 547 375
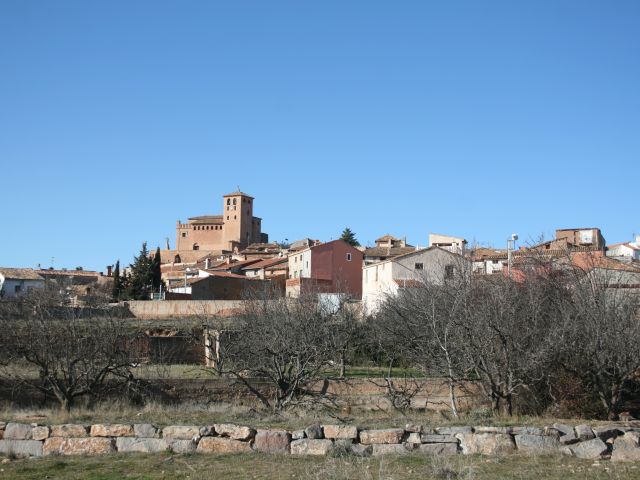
1 1 638 271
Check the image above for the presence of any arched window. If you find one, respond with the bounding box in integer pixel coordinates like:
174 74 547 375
233 198 237 205
174 255 181 263
227 198 231 205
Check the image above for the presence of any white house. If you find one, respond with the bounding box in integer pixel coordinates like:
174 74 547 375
428 233 467 254
0 268 45 298
362 247 470 315
606 236 640 262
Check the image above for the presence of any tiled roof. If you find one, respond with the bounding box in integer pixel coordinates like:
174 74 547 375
471 248 508 261
187 215 224 225
364 246 416 258
200 271 248 279
242 257 287 271
223 191 254 198
376 234 399 242
0 268 44 281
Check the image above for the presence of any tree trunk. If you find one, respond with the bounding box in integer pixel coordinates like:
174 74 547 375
492 394 501 415
338 350 346 379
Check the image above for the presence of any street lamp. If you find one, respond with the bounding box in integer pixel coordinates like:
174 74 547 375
507 233 518 278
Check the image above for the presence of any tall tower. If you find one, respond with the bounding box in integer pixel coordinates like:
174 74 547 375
222 191 254 250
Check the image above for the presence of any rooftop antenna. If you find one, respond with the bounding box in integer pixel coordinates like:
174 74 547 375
237 185 241 192
165 237 170 250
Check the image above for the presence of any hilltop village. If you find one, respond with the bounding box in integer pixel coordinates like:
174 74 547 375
2 189 639 313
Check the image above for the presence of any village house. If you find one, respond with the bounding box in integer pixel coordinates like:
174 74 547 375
0 268 44 298
286 239 364 299
606 236 640 262
428 233 467 254
362 247 471 315
470 247 508 275
363 234 415 265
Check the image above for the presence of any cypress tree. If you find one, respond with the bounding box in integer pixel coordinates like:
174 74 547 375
111 260 122 301
151 247 162 291
340 228 360 247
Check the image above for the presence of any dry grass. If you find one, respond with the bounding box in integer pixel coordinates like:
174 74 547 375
1 452 639 480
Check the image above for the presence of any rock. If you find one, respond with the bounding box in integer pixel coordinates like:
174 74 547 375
162 426 201 440
254 430 291 453
199 426 215 437
550 423 574 437
50 424 88 438
0 440 43 458
3 423 32 440
435 426 473 435
405 432 421 444
197 437 253 454
416 443 458 456
567 438 609 459
514 434 559 453
510 427 544 436
116 437 169 453
43 437 115 456
404 423 423 433
350 443 373 457
473 426 511 434
575 424 595 441
559 433 578 445
290 439 333 456
134 424 160 439
359 429 404 445
612 434 640 462
593 425 624 441
169 439 197 454
456 433 515 455
421 434 458 444
214 424 256 441
31 426 50 441
291 430 305 440
322 425 358 439
304 425 323 439
371 444 410 456
90 424 134 437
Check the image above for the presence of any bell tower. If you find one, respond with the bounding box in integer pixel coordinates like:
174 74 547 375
222 191 254 250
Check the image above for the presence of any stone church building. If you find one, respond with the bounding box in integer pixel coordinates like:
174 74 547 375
174 190 268 254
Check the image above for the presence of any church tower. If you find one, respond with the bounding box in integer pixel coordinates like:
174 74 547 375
222 191 254 251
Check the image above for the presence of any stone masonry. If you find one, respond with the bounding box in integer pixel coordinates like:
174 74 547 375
0 421 639 461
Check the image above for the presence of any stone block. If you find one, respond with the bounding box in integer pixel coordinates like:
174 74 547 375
421 434 458 444
322 425 358 439
304 425 323 439
575 424 595 441
404 423 423 433
214 424 256 441
510 427 544 436
199 426 215 437
291 430 305 440
359 429 404 445
405 432 421 444
593 425 625 441
567 438 609 459
116 437 169 453
169 439 197 454
3 423 32 440
612 434 640 462
50 424 88 438
43 437 115 456
0 440 43 458
197 437 253 454
350 443 373 457
31 426 50 441
162 426 201 440
457 433 515 455
290 439 333 456
371 444 410 456
254 430 291 453
416 443 458 456
91 424 134 437
473 426 512 434
514 434 559 453
134 424 160 438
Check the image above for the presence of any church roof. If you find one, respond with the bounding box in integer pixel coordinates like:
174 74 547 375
223 191 254 199
187 215 224 224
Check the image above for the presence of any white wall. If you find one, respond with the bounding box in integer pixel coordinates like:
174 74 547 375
0 277 44 298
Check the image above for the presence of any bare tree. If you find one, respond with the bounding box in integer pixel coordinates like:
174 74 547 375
0 288 140 411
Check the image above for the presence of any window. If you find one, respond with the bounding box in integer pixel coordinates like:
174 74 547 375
233 198 237 205
234 215 237 220
227 216 229 220
346 253 352 261
294 257 297 263
14 285 21 294
415 263 424 270
174 255 181 263
227 198 231 205
445 265 454 279
181 232 187 238
193 243 200 251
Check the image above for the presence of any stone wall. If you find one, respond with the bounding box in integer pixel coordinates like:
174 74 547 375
124 300 245 319
1 421 639 462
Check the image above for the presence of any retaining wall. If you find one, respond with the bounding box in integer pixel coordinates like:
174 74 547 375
1 421 639 462
124 300 245 319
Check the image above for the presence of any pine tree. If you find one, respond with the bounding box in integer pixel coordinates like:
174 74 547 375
111 260 122 301
125 242 153 300
340 228 360 247
151 247 162 291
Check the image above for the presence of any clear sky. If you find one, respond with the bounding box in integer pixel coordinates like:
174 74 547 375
1 1 638 271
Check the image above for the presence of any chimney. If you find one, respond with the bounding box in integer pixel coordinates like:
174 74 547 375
106 265 112 277
205 258 210 270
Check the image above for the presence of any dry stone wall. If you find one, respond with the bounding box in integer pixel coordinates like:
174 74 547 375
1 421 639 462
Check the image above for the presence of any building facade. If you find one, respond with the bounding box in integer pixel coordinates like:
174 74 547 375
175 191 267 253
